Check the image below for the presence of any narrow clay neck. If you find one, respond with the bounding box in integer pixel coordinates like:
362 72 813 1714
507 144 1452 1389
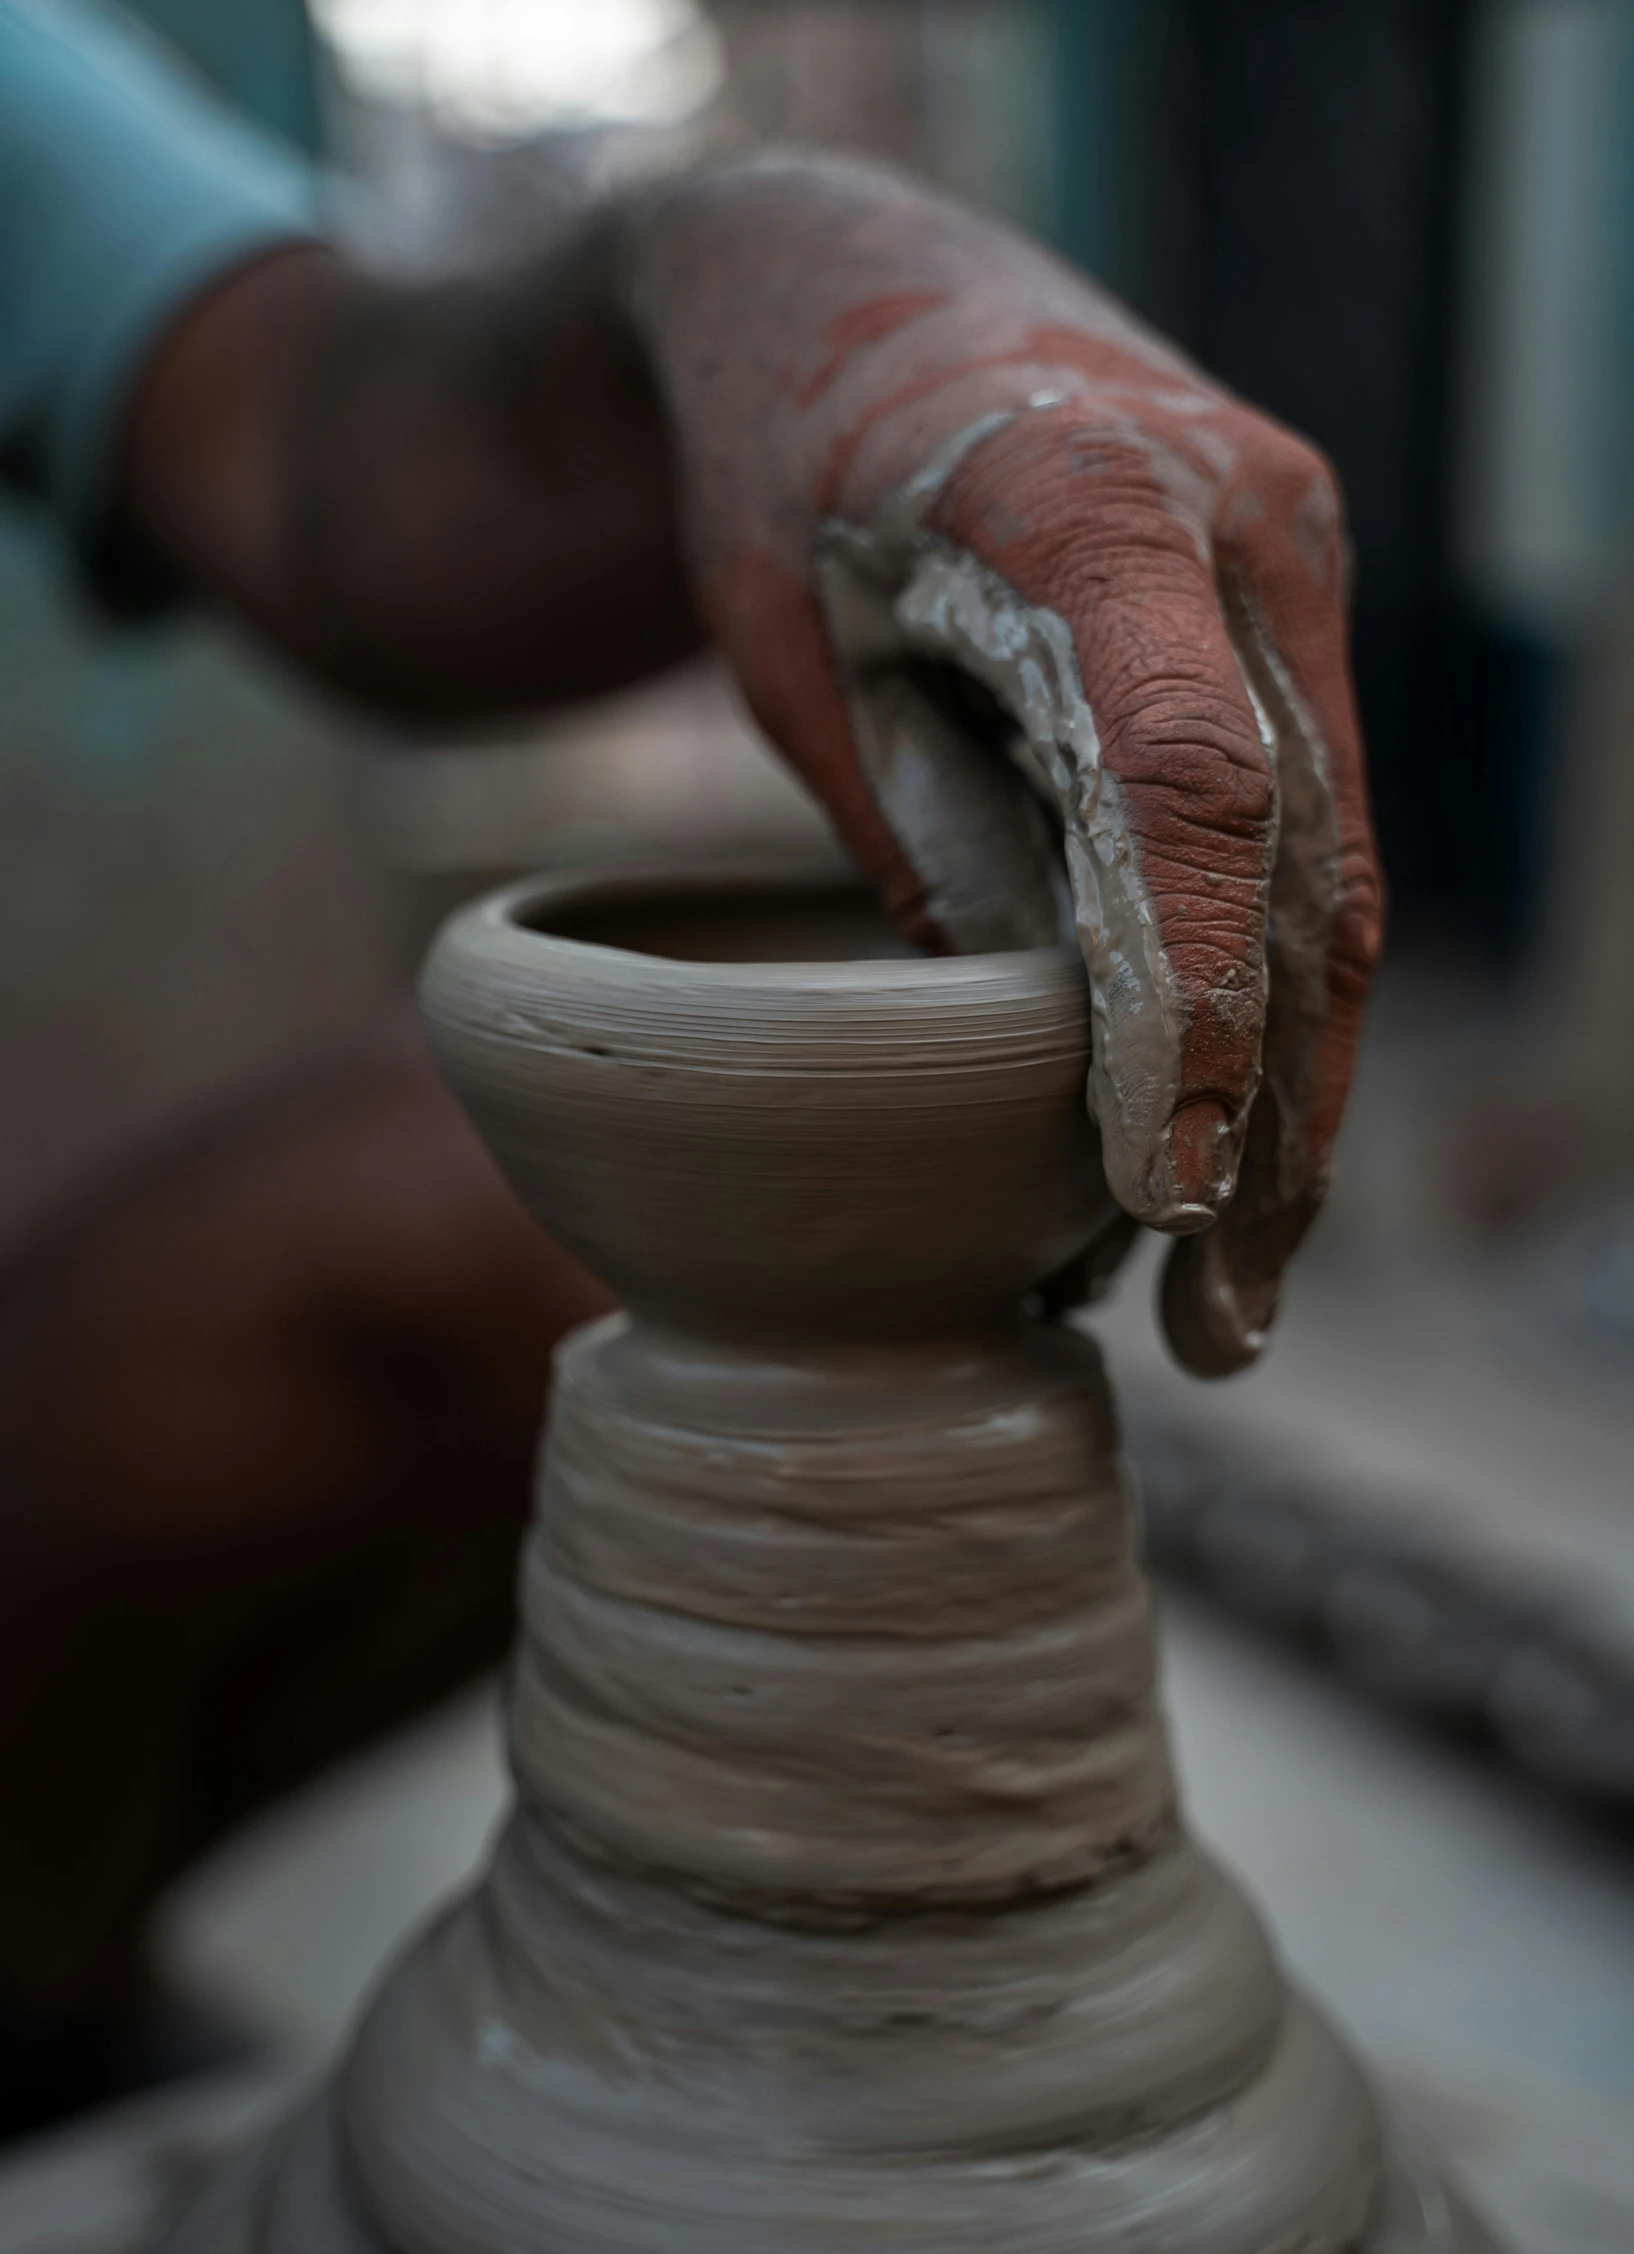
505 1309 1177 1920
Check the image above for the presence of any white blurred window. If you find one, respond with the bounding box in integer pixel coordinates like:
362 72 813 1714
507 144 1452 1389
308 0 726 141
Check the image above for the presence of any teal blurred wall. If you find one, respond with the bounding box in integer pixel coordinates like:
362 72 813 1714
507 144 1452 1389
1033 0 1176 312
0 0 397 1249
124 0 320 147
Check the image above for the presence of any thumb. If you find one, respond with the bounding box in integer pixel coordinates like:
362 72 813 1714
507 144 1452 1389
708 536 1071 957
703 542 940 945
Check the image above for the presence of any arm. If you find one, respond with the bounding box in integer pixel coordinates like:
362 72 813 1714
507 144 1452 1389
115 232 704 715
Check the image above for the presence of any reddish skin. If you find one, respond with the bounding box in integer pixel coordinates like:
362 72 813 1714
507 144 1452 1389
707 547 938 938
791 290 950 411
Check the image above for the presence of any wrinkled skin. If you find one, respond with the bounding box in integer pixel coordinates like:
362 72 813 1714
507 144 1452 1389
628 158 1384 1372
125 152 1382 1376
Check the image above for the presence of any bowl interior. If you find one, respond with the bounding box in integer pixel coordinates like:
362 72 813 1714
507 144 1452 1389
512 878 922 966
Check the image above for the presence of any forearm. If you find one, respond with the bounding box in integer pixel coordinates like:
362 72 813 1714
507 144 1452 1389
116 220 702 721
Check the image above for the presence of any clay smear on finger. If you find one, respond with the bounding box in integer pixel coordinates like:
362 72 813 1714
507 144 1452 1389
1220 571 1341 1178
817 410 1197 1228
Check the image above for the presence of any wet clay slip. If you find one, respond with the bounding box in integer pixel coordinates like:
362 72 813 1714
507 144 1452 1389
159 869 1498 2252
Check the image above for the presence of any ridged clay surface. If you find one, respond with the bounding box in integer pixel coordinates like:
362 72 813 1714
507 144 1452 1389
157 871 1499 2253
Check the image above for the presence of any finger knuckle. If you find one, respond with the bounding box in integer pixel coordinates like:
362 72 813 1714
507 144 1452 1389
1260 424 1335 495
1253 430 1349 544
1330 854 1386 991
1111 670 1274 794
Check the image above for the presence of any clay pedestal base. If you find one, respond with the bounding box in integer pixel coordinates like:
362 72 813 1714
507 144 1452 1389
160 873 1501 2253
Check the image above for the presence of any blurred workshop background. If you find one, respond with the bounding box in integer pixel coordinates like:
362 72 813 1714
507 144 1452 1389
4 4 1634 2248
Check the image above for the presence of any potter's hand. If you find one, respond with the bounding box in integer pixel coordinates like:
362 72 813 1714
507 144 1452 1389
117 156 1379 1377
632 157 1383 1376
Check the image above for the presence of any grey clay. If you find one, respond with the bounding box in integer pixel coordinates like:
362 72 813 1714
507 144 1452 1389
160 868 1501 2253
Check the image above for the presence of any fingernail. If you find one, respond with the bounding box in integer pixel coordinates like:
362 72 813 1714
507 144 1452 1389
1158 1201 1217 1236
1153 1098 1237 1227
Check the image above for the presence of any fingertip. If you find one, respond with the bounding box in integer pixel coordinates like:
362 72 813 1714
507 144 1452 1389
1163 1203 1221 1237
1158 1231 1276 1381
1127 1097 1242 1235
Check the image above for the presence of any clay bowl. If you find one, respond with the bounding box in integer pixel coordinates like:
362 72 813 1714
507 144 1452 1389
421 866 1114 1341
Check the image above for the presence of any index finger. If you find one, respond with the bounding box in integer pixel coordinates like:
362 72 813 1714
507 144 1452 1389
911 403 1277 1231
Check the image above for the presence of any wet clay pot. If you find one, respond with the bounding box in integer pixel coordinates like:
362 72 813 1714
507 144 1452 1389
163 869 1498 2252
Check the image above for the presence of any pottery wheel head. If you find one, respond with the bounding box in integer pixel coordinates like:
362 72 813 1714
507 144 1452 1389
420 865 1117 1339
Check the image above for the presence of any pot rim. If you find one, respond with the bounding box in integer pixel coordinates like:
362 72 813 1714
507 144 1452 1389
448 861 1084 1004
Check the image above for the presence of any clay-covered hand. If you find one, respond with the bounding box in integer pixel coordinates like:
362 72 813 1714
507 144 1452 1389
630 156 1384 1376
119 153 1379 1377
